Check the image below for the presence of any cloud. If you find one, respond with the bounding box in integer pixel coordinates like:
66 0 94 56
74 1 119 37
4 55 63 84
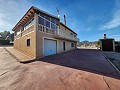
0 0 32 32
101 0 120 30
110 34 120 41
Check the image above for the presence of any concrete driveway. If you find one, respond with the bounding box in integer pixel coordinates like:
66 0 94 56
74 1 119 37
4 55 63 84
0 47 120 90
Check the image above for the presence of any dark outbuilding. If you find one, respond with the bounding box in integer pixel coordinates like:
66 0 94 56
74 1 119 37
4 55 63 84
99 38 115 51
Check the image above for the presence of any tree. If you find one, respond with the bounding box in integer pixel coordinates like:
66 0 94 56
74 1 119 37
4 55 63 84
95 40 100 48
0 31 10 40
10 33 14 41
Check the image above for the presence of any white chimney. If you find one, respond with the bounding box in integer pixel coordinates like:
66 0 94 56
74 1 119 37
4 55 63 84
104 34 106 39
64 15 66 25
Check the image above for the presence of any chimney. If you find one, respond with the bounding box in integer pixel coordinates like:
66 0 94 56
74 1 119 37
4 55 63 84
104 34 106 39
64 15 66 25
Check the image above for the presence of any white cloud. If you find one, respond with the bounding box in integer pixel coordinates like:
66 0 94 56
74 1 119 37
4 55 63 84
101 0 120 30
0 0 32 32
110 34 120 41
101 10 120 30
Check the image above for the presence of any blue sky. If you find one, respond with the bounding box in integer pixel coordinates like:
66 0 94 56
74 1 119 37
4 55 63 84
0 0 120 41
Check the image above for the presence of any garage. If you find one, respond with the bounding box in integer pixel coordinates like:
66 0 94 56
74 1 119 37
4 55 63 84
44 39 57 56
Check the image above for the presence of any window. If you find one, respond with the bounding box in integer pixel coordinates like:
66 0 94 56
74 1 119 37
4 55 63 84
16 30 21 35
46 20 50 28
70 33 73 36
46 16 50 21
55 19 59 25
38 15 58 31
24 18 34 30
51 18 55 23
38 16 44 25
51 23 56 29
71 43 74 47
40 13 45 18
74 35 76 37
27 39 30 46
51 18 59 25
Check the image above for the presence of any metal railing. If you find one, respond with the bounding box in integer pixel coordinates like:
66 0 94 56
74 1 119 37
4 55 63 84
38 24 57 34
56 29 79 41
38 24 79 41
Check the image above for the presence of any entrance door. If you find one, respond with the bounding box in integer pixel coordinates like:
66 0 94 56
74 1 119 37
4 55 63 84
63 41 65 51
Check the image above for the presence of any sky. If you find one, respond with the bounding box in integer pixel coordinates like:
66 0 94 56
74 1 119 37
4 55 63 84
0 0 120 41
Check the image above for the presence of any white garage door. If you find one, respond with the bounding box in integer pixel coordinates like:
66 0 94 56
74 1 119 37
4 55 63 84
44 39 57 56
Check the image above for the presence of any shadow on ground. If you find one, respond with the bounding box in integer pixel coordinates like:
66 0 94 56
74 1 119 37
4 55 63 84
23 49 120 80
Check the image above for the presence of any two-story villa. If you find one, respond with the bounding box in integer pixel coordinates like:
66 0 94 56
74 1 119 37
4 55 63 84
12 6 79 59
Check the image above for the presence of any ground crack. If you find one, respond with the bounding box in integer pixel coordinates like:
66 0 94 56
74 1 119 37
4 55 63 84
103 77 112 90
0 71 9 76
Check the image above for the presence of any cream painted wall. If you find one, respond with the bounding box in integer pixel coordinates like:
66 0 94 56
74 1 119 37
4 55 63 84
14 30 36 58
36 30 76 58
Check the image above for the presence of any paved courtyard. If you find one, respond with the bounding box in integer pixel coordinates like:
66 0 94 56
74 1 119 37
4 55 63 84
0 47 120 90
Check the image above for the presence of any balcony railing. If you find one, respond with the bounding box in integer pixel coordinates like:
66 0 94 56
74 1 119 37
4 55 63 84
38 24 79 42
38 24 57 34
56 29 79 42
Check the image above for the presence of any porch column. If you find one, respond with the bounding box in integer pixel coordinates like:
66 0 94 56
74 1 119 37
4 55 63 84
34 13 38 31
113 40 115 52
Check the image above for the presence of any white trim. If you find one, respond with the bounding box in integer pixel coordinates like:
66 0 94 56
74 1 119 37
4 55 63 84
14 30 35 41
14 37 21 40
24 24 35 31
38 30 55 36
23 17 35 31
21 30 35 37
15 24 34 37
38 15 58 27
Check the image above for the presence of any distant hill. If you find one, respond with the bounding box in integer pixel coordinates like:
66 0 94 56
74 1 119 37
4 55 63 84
78 40 97 47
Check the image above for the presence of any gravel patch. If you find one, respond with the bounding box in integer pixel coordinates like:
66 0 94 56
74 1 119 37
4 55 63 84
103 52 120 70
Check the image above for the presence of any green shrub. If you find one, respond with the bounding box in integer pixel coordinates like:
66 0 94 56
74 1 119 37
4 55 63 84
0 40 10 45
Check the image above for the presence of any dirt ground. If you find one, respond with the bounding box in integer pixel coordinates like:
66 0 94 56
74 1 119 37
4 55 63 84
0 47 120 90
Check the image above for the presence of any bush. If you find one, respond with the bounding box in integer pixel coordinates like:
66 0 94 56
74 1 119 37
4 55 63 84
115 45 120 52
0 40 10 45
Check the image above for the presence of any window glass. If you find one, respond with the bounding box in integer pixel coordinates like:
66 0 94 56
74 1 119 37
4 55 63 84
74 35 76 37
27 39 30 46
46 16 50 21
71 43 74 47
51 23 55 30
55 25 58 30
24 18 34 30
38 15 58 30
38 16 44 25
46 20 50 28
70 33 73 36
51 18 55 23
56 20 59 25
16 30 21 35
40 13 45 18
54 19 59 25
